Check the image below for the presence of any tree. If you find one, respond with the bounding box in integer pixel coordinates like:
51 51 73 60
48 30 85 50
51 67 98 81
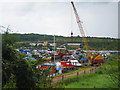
46 43 52 49
2 32 36 88
14 58 36 88
2 33 17 87
38 44 43 49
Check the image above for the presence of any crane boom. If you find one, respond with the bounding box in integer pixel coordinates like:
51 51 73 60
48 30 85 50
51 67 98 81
71 1 104 65
71 1 90 55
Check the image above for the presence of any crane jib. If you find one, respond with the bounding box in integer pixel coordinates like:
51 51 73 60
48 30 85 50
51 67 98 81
71 1 91 55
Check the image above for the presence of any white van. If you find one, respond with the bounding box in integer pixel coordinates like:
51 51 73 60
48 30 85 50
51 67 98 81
70 60 82 67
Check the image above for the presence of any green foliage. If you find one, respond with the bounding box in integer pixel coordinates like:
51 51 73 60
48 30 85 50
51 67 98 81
2 33 18 87
38 44 43 49
65 74 118 88
36 70 53 88
2 33 36 88
3 33 118 50
46 43 52 49
22 57 53 88
14 58 36 88
14 42 31 48
3 74 16 88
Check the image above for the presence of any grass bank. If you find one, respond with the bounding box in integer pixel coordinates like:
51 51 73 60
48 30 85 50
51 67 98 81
52 54 119 88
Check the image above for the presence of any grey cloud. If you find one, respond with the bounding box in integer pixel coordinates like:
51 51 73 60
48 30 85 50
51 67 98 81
0 2 118 38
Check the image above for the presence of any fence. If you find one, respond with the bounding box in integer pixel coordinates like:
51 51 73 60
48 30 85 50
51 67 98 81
52 66 98 84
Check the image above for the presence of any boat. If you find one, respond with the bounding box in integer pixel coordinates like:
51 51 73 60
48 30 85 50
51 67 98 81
58 52 68 56
61 61 74 68
70 60 82 67
37 62 63 75
41 62 57 74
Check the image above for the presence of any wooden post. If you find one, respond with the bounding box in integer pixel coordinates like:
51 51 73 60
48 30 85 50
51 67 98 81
50 79 51 87
92 68 93 72
44 81 45 88
77 72 79 80
49 72 50 78
89 70 91 73
62 75 64 81
95 67 97 70
44 72 46 88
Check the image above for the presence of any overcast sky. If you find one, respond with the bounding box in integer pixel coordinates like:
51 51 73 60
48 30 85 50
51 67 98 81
0 0 118 38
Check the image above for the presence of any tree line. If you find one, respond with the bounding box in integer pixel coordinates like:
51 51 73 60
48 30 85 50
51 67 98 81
4 33 118 50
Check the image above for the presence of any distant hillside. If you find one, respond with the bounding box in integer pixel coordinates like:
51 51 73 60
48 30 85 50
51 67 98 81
3 33 117 42
2 33 118 50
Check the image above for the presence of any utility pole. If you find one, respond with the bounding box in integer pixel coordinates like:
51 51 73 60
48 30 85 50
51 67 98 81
54 35 55 62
